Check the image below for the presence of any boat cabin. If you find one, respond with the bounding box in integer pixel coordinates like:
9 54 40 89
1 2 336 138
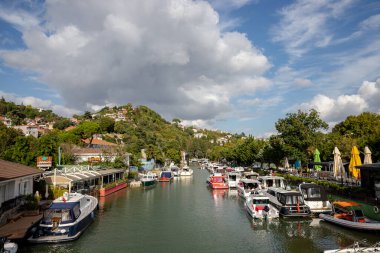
266 188 310 217
332 201 366 222
243 171 259 180
259 176 285 189
299 183 328 201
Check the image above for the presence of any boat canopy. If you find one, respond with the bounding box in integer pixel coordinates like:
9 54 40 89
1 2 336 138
50 201 79 209
333 201 361 207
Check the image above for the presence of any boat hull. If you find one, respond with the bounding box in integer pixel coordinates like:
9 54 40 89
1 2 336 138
319 213 380 231
142 180 157 188
99 182 127 197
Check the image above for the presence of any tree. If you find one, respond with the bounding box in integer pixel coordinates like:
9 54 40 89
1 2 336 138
53 118 73 130
98 117 115 133
275 109 328 164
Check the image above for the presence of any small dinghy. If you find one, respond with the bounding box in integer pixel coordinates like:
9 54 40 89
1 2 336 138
324 240 380 253
319 201 380 231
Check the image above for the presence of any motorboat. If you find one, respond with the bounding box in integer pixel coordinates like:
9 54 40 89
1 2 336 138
242 171 259 180
159 171 174 182
319 201 380 231
140 172 157 188
258 176 285 190
324 240 380 253
179 166 193 177
0 237 17 253
225 171 241 188
246 193 279 219
207 173 228 189
237 179 261 199
170 164 180 177
265 187 311 218
299 183 332 214
28 192 98 243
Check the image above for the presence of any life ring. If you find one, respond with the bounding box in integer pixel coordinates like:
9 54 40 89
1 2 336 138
373 206 379 214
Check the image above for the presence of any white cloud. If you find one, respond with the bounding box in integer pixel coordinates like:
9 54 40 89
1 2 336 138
0 90 80 117
359 14 380 30
271 0 355 57
209 0 257 10
298 79 380 123
239 96 282 107
0 0 270 122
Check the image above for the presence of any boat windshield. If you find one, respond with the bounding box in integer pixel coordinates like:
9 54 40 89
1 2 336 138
43 208 73 223
301 187 321 200
213 177 224 183
246 183 259 189
279 194 304 205
229 175 237 180
253 199 269 205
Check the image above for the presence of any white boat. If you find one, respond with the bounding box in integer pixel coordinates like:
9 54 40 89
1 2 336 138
140 172 157 188
258 176 285 190
299 183 332 214
179 166 193 176
0 237 17 253
324 241 380 253
237 179 261 199
226 172 241 188
242 171 259 180
246 193 279 219
28 192 98 243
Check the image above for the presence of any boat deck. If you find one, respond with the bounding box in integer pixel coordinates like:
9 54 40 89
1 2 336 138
0 214 42 240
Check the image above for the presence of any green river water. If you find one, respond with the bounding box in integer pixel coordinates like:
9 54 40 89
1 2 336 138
19 168 379 253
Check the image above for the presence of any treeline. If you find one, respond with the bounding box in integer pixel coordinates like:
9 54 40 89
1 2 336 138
0 101 227 167
207 110 380 167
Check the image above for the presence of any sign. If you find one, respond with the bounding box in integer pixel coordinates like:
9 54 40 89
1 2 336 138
88 157 102 163
37 156 53 168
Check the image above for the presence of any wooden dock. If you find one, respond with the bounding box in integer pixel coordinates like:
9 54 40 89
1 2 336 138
0 214 42 240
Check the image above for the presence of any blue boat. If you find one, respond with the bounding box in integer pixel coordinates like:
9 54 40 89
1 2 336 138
28 192 98 243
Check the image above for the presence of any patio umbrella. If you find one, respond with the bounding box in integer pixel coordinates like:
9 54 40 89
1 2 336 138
349 146 362 179
314 149 322 171
364 146 372 164
284 157 290 170
333 147 345 179
295 160 301 170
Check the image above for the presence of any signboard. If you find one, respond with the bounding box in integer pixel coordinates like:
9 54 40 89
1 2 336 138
37 156 53 168
88 157 102 163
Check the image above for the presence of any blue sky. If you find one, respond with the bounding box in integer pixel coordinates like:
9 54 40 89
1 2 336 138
0 0 380 136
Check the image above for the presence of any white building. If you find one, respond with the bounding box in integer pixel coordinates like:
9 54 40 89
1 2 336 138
13 125 39 138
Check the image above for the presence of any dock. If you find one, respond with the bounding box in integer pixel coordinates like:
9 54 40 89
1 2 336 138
0 214 42 240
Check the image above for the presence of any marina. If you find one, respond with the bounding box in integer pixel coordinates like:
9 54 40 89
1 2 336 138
16 168 380 253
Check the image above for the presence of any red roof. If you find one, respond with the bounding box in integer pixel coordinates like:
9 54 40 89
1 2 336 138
0 160 42 181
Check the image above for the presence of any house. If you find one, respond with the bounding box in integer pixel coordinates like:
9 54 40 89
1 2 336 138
82 138 118 148
13 125 39 138
0 160 42 225
194 133 206 139
0 116 12 127
72 148 118 163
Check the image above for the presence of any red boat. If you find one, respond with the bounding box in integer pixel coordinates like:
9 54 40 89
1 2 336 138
207 174 228 189
159 171 174 182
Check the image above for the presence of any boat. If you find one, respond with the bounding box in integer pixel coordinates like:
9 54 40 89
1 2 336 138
0 237 18 253
299 183 332 214
28 192 98 243
159 171 174 182
319 201 380 231
324 240 380 253
237 179 261 199
179 166 193 177
265 187 311 218
246 193 279 219
140 172 157 188
207 173 228 189
258 176 285 190
242 171 259 180
225 171 241 188
170 164 180 177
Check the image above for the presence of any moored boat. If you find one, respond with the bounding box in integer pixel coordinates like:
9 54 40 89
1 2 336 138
265 188 311 218
28 192 98 243
299 183 332 215
237 179 261 199
140 172 157 188
0 237 18 253
324 240 380 253
226 171 241 188
246 193 279 219
207 173 228 189
159 171 174 182
258 176 285 190
179 166 193 177
319 201 380 231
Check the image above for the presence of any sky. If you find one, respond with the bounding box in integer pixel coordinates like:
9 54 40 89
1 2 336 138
0 0 379 137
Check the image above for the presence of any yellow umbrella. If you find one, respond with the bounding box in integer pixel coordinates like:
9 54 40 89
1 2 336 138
349 146 362 179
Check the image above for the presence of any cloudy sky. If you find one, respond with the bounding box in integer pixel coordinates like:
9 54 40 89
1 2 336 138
0 0 379 136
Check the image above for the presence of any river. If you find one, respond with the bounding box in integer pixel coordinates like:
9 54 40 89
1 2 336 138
19 168 379 253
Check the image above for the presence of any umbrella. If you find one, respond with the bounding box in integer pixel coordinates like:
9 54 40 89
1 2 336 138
364 146 372 164
284 157 290 170
314 149 322 171
349 146 362 179
295 160 301 170
333 147 345 179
